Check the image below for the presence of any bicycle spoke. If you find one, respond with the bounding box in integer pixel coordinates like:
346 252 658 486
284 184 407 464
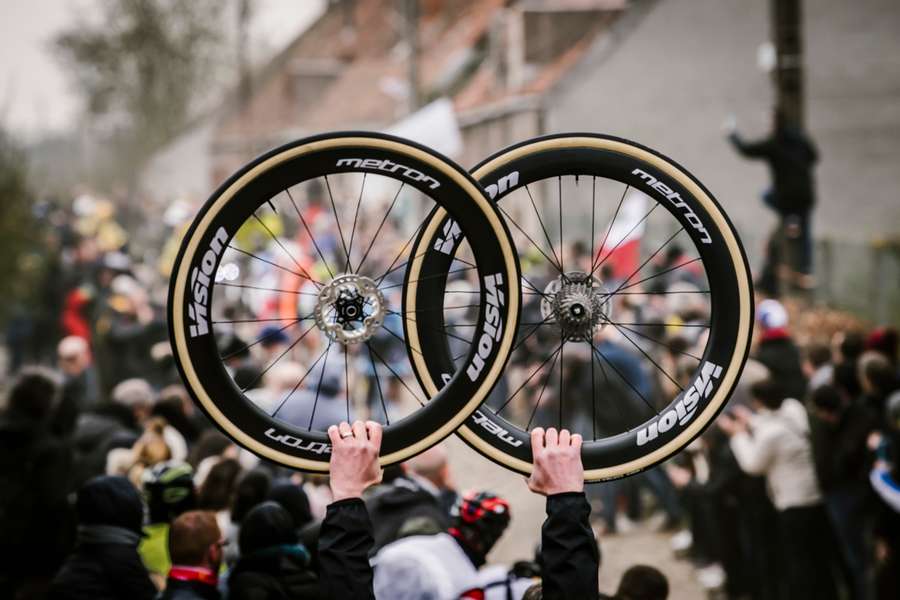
240 320 318 393
590 343 658 416
356 182 405 273
512 313 556 352
591 203 658 278
271 343 331 418
497 203 563 274
366 344 390 425
558 176 564 274
526 348 562 431
213 316 313 325
344 345 351 422
558 333 564 429
612 258 702 293
523 184 563 271
285 189 336 279
613 323 703 361
380 322 424 356
606 320 684 392
324 175 351 272
390 309 473 345
228 245 319 284
591 184 628 273
367 342 425 407
608 227 685 297
345 173 366 273
217 282 319 296
308 341 334 429
375 219 430 286
493 343 564 414
220 318 302 360
251 211 319 287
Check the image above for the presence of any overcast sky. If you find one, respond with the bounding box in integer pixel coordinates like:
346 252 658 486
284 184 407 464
1 0 325 139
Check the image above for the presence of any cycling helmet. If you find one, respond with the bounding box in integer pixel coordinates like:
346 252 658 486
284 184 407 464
449 490 511 566
142 462 196 524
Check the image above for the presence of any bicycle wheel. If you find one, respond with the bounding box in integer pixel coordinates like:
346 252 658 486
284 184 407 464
168 132 520 471
405 134 753 480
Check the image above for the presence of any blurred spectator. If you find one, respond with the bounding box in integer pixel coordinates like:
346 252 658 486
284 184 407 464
802 341 833 392
225 468 273 565
58 335 100 411
0 367 74 598
366 444 456 553
266 480 314 532
228 501 320 599
753 299 806 400
865 327 899 367
48 476 156 600
373 490 511 599
614 565 669 600
809 384 877 600
160 510 223 600
720 379 841 599
858 351 899 420
727 109 818 294
197 458 243 535
139 462 197 585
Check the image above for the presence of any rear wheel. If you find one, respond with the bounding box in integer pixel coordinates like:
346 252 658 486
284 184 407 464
405 134 753 480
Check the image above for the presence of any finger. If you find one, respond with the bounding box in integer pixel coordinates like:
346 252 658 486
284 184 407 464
530 427 545 450
545 427 558 447
365 421 383 449
338 421 353 439
327 425 341 445
571 433 583 451
559 429 571 447
351 420 366 440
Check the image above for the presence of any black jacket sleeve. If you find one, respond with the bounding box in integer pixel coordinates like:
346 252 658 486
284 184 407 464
318 498 375 600
540 492 599 600
728 132 775 160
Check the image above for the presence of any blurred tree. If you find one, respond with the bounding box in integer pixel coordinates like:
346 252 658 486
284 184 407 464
0 127 40 323
54 0 225 176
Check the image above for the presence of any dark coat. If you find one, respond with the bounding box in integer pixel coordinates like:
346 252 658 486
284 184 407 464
48 543 157 600
755 334 807 401
228 547 322 600
539 492 600 600
160 578 220 600
318 498 375 600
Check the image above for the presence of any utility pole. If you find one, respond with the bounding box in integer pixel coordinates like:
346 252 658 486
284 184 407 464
405 0 420 113
770 0 804 128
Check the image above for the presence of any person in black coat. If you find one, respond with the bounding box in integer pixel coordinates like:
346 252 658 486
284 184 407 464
228 501 322 600
0 368 75 599
48 475 157 600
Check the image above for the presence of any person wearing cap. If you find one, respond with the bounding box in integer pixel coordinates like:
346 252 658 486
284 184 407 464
138 462 197 586
48 475 157 600
753 298 806 401
160 510 224 600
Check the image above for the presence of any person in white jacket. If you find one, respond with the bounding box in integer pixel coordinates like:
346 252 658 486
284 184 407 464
718 379 841 600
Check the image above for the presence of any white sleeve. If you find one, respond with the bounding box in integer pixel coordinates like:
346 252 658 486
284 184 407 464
870 466 900 513
730 428 776 476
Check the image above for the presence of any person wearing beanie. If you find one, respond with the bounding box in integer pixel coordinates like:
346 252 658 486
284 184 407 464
160 511 223 600
48 476 156 600
227 501 321 600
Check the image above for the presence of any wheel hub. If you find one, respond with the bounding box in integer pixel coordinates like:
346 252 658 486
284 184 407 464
314 274 385 344
541 271 612 342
